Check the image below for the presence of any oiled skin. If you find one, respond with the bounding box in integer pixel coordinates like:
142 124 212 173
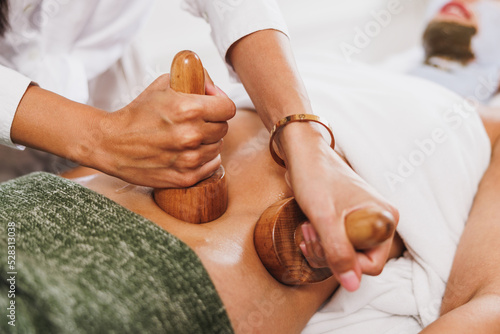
73 110 402 333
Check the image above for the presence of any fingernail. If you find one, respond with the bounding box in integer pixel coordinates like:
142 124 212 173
301 224 311 243
299 241 308 257
284 171 292 189
308 224 318 242
216 85 228 97
339 270 360 292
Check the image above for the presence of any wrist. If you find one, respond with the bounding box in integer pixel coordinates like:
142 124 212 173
272 115 334 167
12 85 105 163
275 121 332 166
71 109 110 168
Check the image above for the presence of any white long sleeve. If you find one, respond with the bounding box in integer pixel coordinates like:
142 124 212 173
182 0 289 77
0 0 153 148
0 65 31 148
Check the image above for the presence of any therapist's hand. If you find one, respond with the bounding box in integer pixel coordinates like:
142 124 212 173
82 72 235 188
277 122 399 291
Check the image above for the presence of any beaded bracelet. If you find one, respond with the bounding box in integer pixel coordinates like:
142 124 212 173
269 114 335 168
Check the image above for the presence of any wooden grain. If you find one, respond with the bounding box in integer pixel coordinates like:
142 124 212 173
254 198 396 285
153 51 228 224
170 50 205 94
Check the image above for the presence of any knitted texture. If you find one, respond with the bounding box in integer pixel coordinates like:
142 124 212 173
0 172 233 334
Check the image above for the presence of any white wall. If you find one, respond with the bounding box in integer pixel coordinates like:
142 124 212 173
135 0 430 92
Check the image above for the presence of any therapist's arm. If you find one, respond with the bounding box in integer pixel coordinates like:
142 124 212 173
227 29 399 291
420 139 500 333
11 73 235 188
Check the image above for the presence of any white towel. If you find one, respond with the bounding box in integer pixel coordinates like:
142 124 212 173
230 52 491 333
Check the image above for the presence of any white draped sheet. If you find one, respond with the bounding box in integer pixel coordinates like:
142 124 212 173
230 52 490 333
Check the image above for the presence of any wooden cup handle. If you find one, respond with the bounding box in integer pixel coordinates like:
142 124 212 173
170 50 205 94
295 206 395 255
254 198 396 285
153 51 228 224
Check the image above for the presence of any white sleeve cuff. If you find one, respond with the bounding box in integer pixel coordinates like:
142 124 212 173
0 65 32 149
182 0 289 80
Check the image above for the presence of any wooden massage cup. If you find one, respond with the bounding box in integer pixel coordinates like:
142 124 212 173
254 198 396 285
153 50 228 224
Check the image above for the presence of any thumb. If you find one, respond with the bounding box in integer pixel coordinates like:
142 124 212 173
284 171 293 190
204 69 228 97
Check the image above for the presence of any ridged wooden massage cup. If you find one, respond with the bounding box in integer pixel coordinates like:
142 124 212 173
153 51 228 224
254 198 396 285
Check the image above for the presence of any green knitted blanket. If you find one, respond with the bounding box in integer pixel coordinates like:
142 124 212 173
0 172 233 334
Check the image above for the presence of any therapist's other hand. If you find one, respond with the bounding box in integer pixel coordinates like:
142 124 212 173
84 72 235 188
277 122 399 291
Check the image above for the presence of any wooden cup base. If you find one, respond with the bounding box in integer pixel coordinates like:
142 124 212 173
254 198 332 285
152 51 228 224
154 166 228 224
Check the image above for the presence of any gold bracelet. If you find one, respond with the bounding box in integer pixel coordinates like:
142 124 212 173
269 114 335 168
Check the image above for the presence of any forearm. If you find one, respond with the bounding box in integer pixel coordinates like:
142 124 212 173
11 84 106 165
478 105 500 147
227 29 328 166
227 29 313 129
422 141 500 331
11 73 235 188
421 294 500 333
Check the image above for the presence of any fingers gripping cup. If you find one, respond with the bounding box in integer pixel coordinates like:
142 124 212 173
254 198 396 285
153 51 228 224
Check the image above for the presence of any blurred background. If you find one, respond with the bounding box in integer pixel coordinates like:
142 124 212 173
0 0 434 181
136 0 431 92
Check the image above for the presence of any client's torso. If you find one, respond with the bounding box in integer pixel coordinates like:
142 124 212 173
72 110 338 334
